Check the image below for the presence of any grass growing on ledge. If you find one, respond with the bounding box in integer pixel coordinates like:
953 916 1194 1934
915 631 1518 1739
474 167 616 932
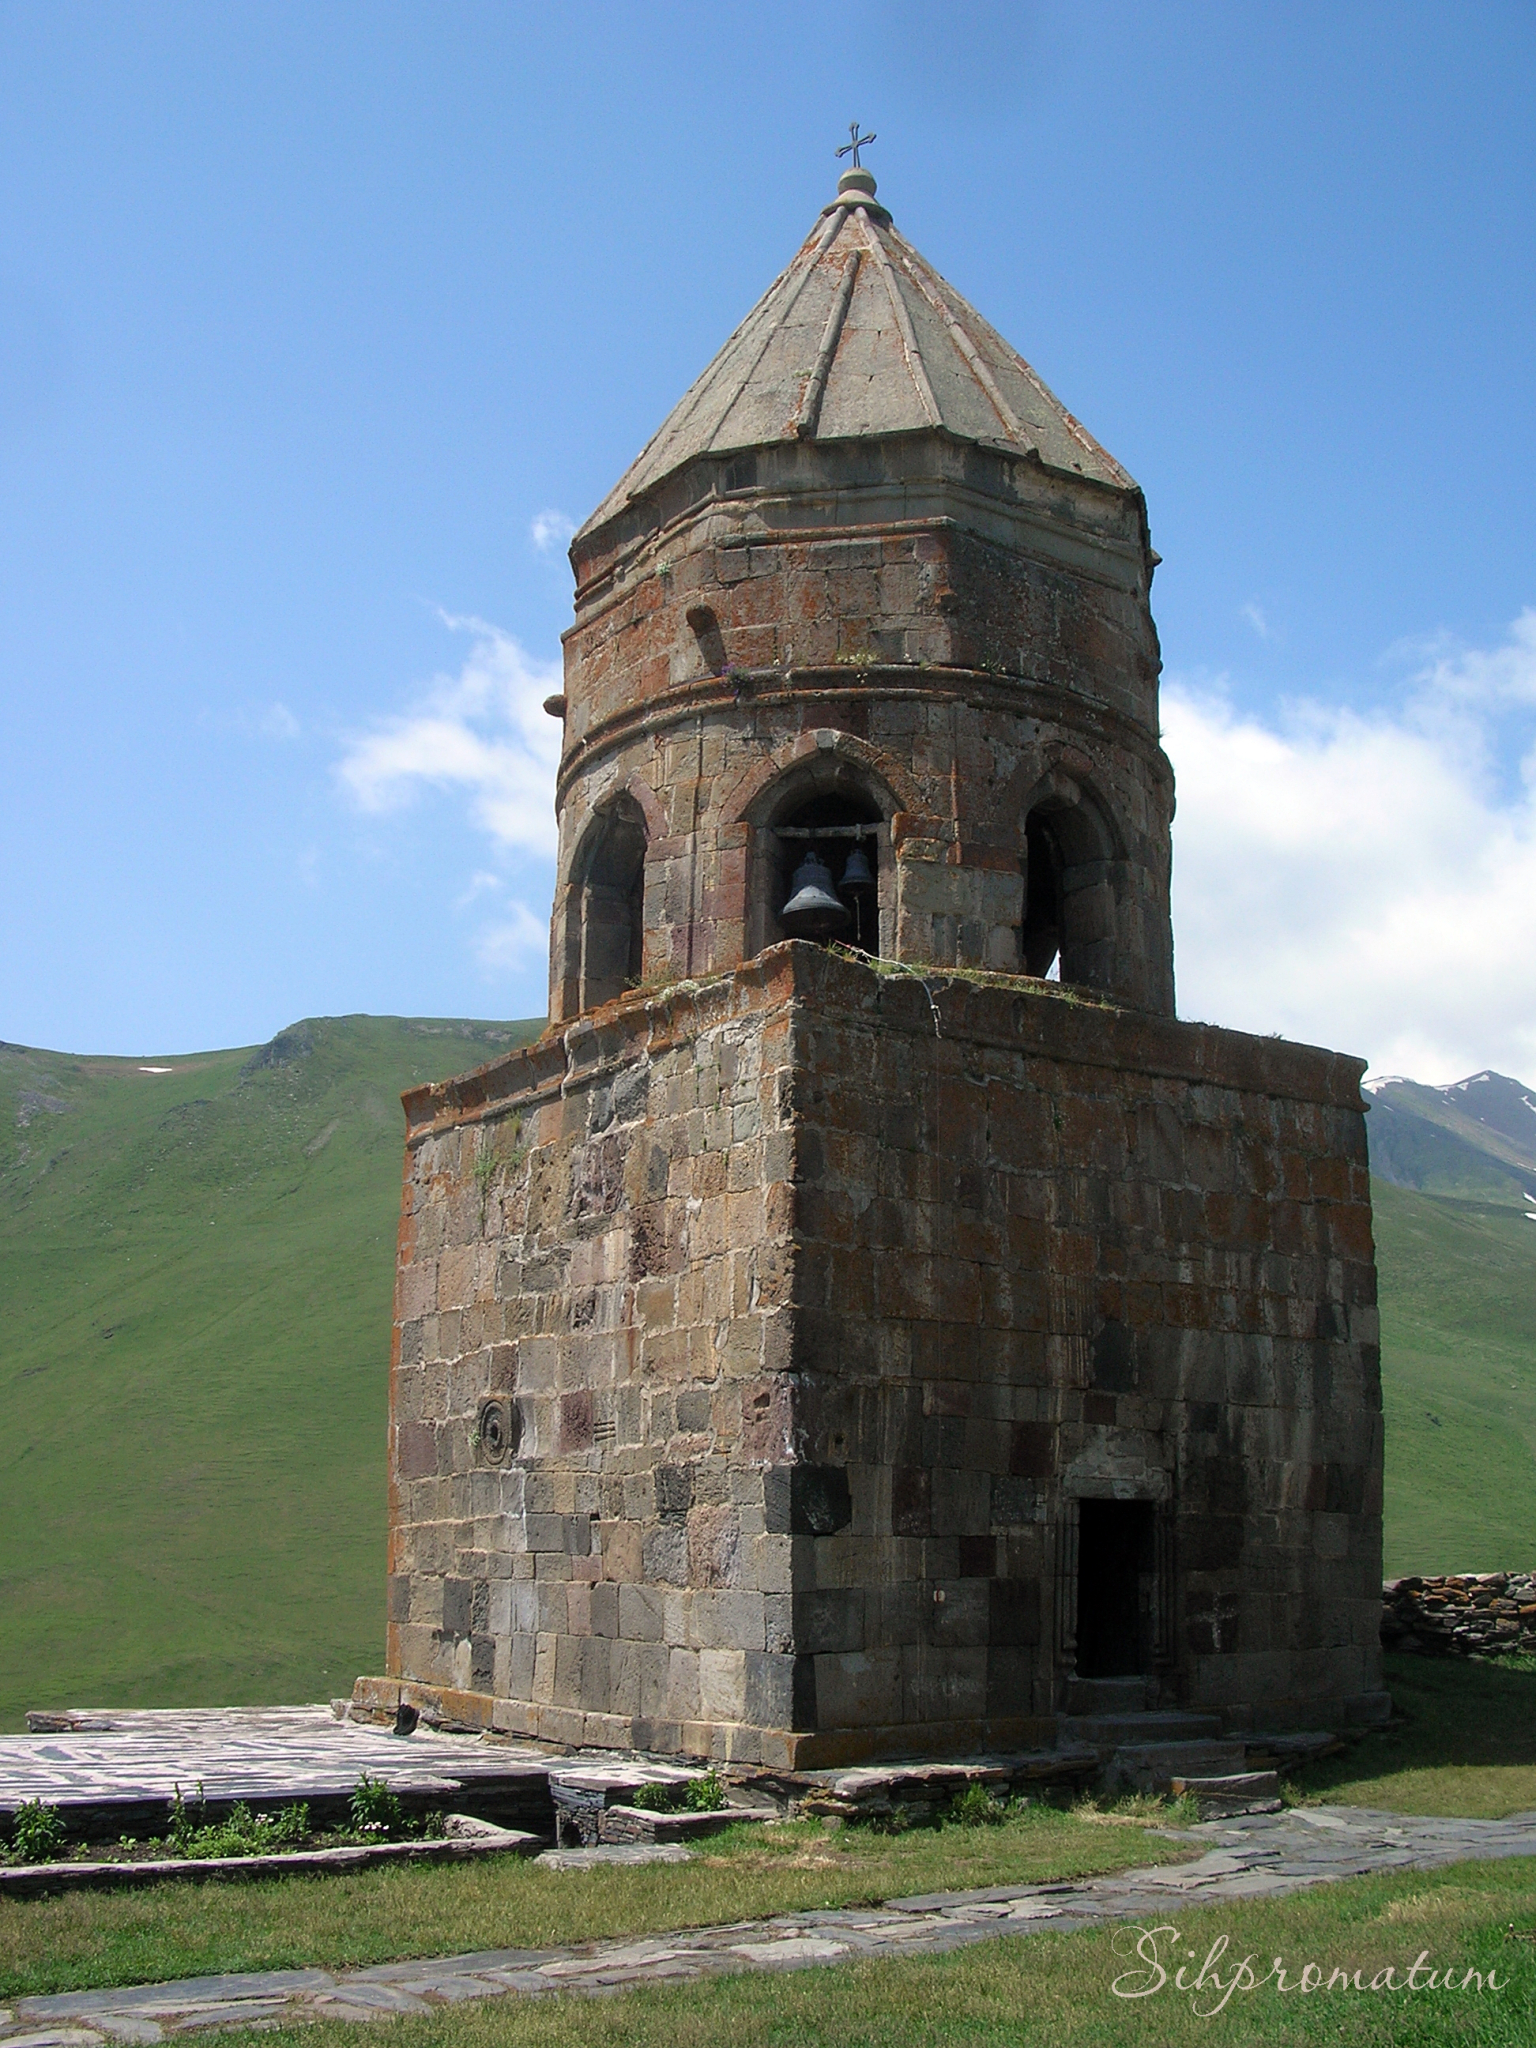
616 945 1125 1013
825 942 1121 1006
0 1802 1195 2002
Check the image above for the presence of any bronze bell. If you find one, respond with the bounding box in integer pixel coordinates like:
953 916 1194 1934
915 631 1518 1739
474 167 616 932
781 850 852 936
840 843 875 894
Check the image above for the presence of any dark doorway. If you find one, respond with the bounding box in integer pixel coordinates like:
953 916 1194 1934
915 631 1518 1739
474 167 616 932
1075 1499 1156 1678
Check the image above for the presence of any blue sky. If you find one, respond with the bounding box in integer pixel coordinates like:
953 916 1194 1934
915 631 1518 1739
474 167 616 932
3 2 1534 1079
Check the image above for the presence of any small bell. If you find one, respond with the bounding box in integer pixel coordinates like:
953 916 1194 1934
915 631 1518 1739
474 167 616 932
840 843 875 894
780 851 852 937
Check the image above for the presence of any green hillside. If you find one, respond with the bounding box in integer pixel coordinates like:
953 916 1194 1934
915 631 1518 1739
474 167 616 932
0 1017 538 1731
1375 1180 1536 1574
1365 1066 1536 1570
2 1020 1533 1728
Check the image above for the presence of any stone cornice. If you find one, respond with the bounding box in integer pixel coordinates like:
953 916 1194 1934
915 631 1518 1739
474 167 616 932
403 942 1366 1144
554 664 1168 812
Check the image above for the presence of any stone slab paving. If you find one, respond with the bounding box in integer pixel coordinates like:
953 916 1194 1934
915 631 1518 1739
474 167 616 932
5 1804 1536 2042
0 1710 559 1813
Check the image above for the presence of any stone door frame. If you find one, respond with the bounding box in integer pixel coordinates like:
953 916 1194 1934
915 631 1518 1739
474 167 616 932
1053 1485 1175 1702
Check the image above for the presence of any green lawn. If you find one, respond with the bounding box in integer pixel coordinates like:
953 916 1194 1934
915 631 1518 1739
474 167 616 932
6 1648 1534 2005
196 1862 1536 2048
0 1803 1196 2001
1290 1652 1536 1818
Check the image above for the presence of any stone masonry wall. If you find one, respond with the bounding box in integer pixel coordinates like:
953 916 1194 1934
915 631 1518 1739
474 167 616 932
548 433 1175 1021
785 951 1383 1739
372 945 1383 1765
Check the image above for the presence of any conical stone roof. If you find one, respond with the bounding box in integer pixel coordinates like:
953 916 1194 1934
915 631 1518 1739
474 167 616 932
579 169 1135 540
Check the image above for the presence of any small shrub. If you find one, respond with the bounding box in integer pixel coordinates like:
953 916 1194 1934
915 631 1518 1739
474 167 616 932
949 1782 1008 1828
168 1782 205 1855
629 1781 684 1813
350 1772 405 1837
271 1801 310 1846
684 1768 726 1813
631 1771 727 1814
11 1798 67 1863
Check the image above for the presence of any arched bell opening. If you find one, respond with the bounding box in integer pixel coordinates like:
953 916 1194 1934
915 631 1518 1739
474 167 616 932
745 761 892 960
1020 792 1118 991
1022 811 1065 978
566 793 649 1010
774 792 883 953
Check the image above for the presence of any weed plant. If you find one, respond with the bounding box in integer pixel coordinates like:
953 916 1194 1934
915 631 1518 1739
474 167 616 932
167 1789 309 1860
630 1771 727 1815
349 1772 406 1837
948 1784 1010 1827
3 1773 433 1874
8 1798 67 1863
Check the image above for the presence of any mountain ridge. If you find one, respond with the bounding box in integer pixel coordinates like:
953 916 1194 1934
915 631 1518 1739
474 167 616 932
1364 1068 1536 1208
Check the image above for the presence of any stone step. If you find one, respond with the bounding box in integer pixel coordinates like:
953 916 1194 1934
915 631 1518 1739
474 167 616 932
1104 1740 1248 1794
548 1764 707 1848
1057 1711 1225 1750
793 1750 1101 1823
1169 1770 1282 1819
1063 1677 1152 1716
599 1802 779 1845
1243 1730 1346 1771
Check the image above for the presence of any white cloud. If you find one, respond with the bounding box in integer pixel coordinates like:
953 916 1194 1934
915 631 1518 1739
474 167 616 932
1405 607 1536 711
474 901 549 973
455 869 505 909
1165 609 1536 1085
259 701 301 739
1240 602 1269 640
530 509 576 555
337 615 562 857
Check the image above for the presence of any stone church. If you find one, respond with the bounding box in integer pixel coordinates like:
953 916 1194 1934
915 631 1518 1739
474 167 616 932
354 162 1386 1767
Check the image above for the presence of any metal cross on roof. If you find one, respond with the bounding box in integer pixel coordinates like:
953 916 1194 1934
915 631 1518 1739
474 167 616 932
835 122 876 170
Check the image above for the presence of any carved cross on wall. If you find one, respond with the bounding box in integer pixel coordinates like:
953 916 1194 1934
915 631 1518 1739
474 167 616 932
835 122 876 170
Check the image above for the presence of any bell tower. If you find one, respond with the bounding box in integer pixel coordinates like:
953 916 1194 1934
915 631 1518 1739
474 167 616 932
363 164 1384 1767
548 163 1174 1024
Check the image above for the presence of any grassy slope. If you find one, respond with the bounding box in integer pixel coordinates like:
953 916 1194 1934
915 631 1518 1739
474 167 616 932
1374 1179 1536 1574
0 1018 538 1730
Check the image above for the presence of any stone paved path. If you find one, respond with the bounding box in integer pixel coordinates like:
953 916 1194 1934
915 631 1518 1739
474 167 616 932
0 1710 556 1811
5 1804 1535 2042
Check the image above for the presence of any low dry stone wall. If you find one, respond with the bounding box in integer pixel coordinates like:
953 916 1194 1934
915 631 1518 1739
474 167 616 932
1381 1572 1536 1657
